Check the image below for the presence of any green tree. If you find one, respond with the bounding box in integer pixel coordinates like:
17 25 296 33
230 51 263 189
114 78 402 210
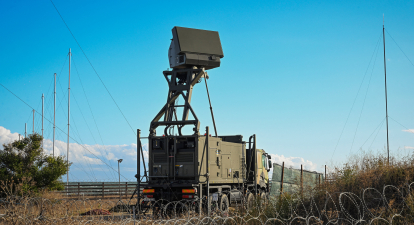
0 133 71 195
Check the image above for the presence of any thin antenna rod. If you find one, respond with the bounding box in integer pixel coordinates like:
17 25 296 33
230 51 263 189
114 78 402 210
204 77 218 137
67 48 71 187
53 73 56 157
42 94 44 145
383 14 390 164
32 109 35 134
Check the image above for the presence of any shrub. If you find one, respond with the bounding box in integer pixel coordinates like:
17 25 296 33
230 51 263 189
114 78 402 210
0 134 71 196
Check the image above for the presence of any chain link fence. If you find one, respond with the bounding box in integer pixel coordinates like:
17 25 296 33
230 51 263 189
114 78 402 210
270 163 324 196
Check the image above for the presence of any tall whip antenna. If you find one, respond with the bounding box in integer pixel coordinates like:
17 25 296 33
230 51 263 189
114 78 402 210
383 14 390 164
42 94 44 144
33 110 35 134
67 48 71 188
53 73 56 157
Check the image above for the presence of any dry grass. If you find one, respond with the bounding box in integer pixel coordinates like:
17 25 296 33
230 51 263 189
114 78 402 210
2 150 414 224
326 149 414 193
307 149 414 223
0 180 140 224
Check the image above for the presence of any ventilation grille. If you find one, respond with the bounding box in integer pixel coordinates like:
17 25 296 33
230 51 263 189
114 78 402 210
154 154 167 163
176 153 193 163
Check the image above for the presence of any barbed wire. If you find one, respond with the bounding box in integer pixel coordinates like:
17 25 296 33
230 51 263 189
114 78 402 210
1 183 413 224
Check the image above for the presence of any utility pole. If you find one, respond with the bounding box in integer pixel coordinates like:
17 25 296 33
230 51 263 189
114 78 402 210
25 123 27 138
383 15 390 164
53 73 56 157
67 48 71 187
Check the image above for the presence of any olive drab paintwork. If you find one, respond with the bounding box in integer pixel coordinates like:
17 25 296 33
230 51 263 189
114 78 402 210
149 135 247 184
197 136 246 184
169 27 224 70
136 26 272 208
256 149 270 188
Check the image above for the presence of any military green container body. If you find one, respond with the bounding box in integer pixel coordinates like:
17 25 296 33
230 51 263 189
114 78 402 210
149 135 247 185
199 136 246 184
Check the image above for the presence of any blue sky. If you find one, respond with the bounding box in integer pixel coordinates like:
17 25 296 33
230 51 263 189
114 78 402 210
1 0 414 181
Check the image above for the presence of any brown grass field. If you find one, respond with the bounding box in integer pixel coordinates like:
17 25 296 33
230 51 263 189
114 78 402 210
1 149 414 224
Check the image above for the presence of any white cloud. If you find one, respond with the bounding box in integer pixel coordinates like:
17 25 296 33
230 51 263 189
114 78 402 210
0 125 148 167
404 146 414 150
2 126 314 173
269 153 318 172
2 126 321 180
403 129 414 134
41 139 149 166
0 125 150 181
0 126 20 149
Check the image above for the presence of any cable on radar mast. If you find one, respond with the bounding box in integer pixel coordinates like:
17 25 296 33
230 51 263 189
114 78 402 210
0 83 131 181
49 0 136 136
330 32 382 160
71 56 119 179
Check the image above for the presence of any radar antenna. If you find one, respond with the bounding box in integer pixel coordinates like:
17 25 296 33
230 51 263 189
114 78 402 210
149 26 224 136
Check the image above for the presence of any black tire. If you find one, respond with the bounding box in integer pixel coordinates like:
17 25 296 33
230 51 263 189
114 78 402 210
208 195 219 212
220 194 229 213
260 192 267 208
151 201 163 219
247 193 255 209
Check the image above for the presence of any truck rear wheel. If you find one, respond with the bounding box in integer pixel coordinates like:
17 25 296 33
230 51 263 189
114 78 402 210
220 194 229 213
208 195 219 213
151 201 163 218
247 193 255 209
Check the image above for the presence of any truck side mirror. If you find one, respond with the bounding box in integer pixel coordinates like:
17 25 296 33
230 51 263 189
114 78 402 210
268 160 272 169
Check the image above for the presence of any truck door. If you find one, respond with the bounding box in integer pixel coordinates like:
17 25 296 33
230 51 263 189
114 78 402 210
256 151 262 185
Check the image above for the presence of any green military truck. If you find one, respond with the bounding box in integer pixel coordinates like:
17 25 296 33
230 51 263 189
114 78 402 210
136 26 272 213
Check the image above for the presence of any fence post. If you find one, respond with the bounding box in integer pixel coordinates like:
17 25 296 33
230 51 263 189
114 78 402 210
280 162 284 194
125 182 128 199
102 182 105 199
133 205 136 224
78 182 80 199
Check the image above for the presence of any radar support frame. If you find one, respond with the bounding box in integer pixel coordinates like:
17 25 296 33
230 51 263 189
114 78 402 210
149 67 208 136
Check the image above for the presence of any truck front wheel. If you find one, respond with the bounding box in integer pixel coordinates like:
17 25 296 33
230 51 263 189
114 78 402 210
260 192 268 209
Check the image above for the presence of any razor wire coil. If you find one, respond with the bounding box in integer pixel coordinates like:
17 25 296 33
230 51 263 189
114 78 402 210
1 183 414 224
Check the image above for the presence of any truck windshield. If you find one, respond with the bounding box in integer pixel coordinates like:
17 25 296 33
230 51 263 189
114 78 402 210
262 154 267 169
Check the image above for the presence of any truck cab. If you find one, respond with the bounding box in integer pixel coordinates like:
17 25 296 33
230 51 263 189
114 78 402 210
256 149 272 190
